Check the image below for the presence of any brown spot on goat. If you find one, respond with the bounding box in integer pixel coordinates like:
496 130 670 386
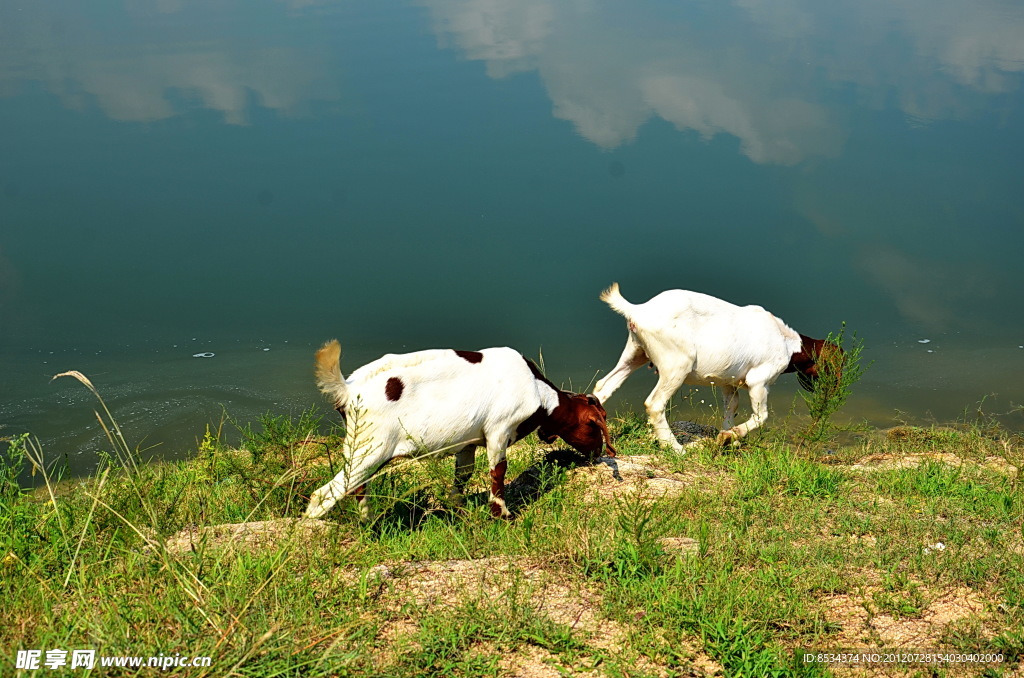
385 376 404 401
522 356 556 389
453 350 484 363
352 484 366 504
514 406 548 442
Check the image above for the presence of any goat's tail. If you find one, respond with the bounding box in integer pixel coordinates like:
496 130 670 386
315 339 349 412
599 282 633 318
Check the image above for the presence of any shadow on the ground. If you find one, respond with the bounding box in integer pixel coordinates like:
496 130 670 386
365 447 604 533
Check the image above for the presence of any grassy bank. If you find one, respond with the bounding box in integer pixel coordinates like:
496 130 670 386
2 393 1023 676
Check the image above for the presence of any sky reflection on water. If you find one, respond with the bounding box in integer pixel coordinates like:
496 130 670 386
1 0 1022 470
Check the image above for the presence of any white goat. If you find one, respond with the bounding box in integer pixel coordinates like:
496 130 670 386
305 340 614 520
593 283 837 450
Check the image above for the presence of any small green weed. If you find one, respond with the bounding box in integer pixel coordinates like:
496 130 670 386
875 460 1017 519
1 434 40 566
873 571 926 617
734 448 847 500
237 407 327 463
799 323 868 443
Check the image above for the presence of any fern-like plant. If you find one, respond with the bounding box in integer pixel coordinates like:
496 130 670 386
799 322 867 442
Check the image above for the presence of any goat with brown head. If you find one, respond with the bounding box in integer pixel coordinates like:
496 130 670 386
595 284 848 450
305 343 616 521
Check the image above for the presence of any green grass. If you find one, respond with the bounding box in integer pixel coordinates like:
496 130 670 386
2 385 1023 676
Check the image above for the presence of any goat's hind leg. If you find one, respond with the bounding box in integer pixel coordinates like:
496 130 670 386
451 444 477 509
304 445 390 520
594 332 648 403
305 468 353 519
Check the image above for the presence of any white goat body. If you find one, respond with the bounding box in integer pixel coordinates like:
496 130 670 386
305 340 611 519
594 283 828 450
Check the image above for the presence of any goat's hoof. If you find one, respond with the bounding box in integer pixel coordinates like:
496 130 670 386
489 501 512 520
715 430 740 447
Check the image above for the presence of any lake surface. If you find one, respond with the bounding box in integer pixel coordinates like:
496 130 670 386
2 0 1022 475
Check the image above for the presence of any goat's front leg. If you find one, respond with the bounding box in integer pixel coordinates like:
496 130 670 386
594 333 648 404
644 371 687 453
720 385 739 430
485 435 512 519
451 444 476 508
717 382 769 446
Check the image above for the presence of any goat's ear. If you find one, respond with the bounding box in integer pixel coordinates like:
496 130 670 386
591 418 617 458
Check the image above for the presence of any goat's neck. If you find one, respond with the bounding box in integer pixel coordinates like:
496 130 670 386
785 334 824 375
547 390 575 425
535 388 584 435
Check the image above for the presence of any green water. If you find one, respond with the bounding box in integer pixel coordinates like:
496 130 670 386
2 0 1022 473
